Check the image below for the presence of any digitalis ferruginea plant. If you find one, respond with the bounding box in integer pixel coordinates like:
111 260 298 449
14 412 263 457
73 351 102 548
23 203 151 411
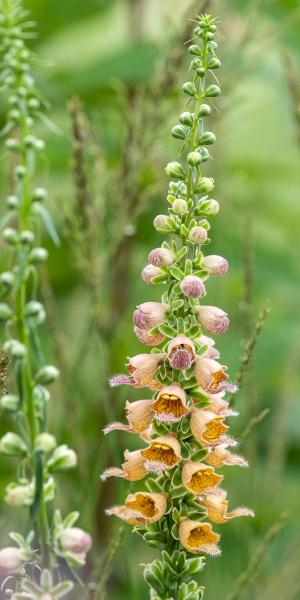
103 14 254 600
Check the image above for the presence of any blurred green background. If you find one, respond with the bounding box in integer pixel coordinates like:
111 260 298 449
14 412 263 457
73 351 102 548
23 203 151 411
1 0 300 598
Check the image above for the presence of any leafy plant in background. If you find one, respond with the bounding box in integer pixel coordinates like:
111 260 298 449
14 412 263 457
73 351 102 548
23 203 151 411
102 14 254 599
0 0 91 596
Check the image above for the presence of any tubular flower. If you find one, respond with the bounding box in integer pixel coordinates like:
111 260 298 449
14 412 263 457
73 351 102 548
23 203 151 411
179 520 221 556
182 461 223 495
200 491 254 524
190 408 234 448
141 435 181 472
103 399 154 435
206 445 249 468
106 492 168 525
167 335 196 370
150 384 189 422
103 15 253 599
194 357 237 394
101 449 147 482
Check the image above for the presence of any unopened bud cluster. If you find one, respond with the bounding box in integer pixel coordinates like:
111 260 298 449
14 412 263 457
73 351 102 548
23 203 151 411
0 0 91 589
103 14 253 600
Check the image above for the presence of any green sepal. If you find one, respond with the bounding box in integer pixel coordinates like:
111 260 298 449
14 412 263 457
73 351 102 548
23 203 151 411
180 442 191 460
185 324 201 338
144 568 165 595
185 557 205 575
190 447 208 462
177 317 185 333
146 477 164 493
153 421 170 436
171 466 182 488
171 523 180 540
176 246 188 261
157 323 176 337
152 274 168 284
188 387 209 401
184 259 193 275
172 507 181 524
180 224 189 237
171 298 185 311
169 266 184 280
171 486 187 500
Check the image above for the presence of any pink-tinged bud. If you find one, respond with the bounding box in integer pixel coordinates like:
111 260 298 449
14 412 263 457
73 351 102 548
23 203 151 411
133 302 169 330
167 335 196 370
141 264 163 284
202 255 228 276
180 275 205 299
195 305 229 334
134 326 165 346
0 547 27 576
60 528 92 555
194 356 237 394
188 226 208 244
153 214 170 232
148 247 174 267
172 198 188 215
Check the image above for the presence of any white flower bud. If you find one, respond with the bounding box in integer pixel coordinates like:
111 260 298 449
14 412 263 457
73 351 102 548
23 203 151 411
48 445 77 471
148 248 174 267
35 433 57 453
35 365 59 385
0 547 27 576
0 394 19 412
165 161 185 179
60 527 92 555
153 214 170 232
141 264 163 284
195 177 214 194
0 432 27 456
5 482 34 507
3 339 26 359
172 198 188 215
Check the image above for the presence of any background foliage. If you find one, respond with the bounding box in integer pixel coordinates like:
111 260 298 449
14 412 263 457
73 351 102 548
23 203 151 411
0 0 300 598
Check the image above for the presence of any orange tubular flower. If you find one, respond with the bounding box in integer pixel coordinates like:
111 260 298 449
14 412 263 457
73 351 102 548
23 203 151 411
104 399 154 435
200 490 254 524
141 435 181 473
106 492 168 525
101 449 147 482
182 461 223 495
190 408 235 448
179 519 221 556
205 444 249 468
150 384 189 423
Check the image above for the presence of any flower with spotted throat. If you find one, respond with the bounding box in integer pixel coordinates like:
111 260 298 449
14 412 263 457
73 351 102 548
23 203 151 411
106 492 167 525
179 520 221 556
141 434 181 472
150 384 189 422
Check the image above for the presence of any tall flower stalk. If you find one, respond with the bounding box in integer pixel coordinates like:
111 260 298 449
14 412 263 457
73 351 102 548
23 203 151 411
102 14 253 599
0 0 91 596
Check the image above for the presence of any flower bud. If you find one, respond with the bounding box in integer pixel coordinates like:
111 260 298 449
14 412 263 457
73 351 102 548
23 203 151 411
6 195 18 209
5 138 21 152
198 131 216 145
3 339 26 359
29 246 49 263
0 432 27 456
165 161 185 179
188 226 208 244
182 81 197 97
148 247 174 267
198 104 211 117
179 112 194 127
208 57 221 69
0 303 13 320
199 199 219 215
202 255 228 276
191 58 202 70
15 165 27 178
48 445 77 471
0 547 27 576
33 187 47 202
0 271 15 288
0 394 19 412
35 433 57 453
133 302 169 330
188 44 202 56
3 227 18 244
195 305 229 334
35 365 59 384
187 151 202 167
134 327 165 346
141 264 163 284
153 214 170 232
5 482 34 507
172 198 188 215
194 177 214 194
205 84 221 97
180 275 205 299
171 125 186 140
20 230 35 245
60 528 92 555
25 300 44 317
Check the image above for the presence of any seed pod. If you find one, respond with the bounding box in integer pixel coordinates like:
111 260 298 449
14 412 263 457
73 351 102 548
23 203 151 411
198 104 211 117
198 132 216 145
208 57 221 69
179 112 194 127
188 44 202 56
35 365 59 385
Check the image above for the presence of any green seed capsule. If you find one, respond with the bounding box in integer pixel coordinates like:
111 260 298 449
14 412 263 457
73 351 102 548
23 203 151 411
0 394 19 412
187 152 202 167
0 303 13 321
35 365 59 385
0 272 15 288
29 247 49 264
205 84 221 97
171 125 187 140
188 44 202 57
3 228 18 245
206 32 214 41
198 131 216 145
182 82 197 97
191 58 202 70
179 112 194 127
20 230 35 245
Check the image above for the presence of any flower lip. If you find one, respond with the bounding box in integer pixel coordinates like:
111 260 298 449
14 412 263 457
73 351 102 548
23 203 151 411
150 384 188 423
142 434 181 472
167 335 196 371
200 490 254 524
179 519 221 556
